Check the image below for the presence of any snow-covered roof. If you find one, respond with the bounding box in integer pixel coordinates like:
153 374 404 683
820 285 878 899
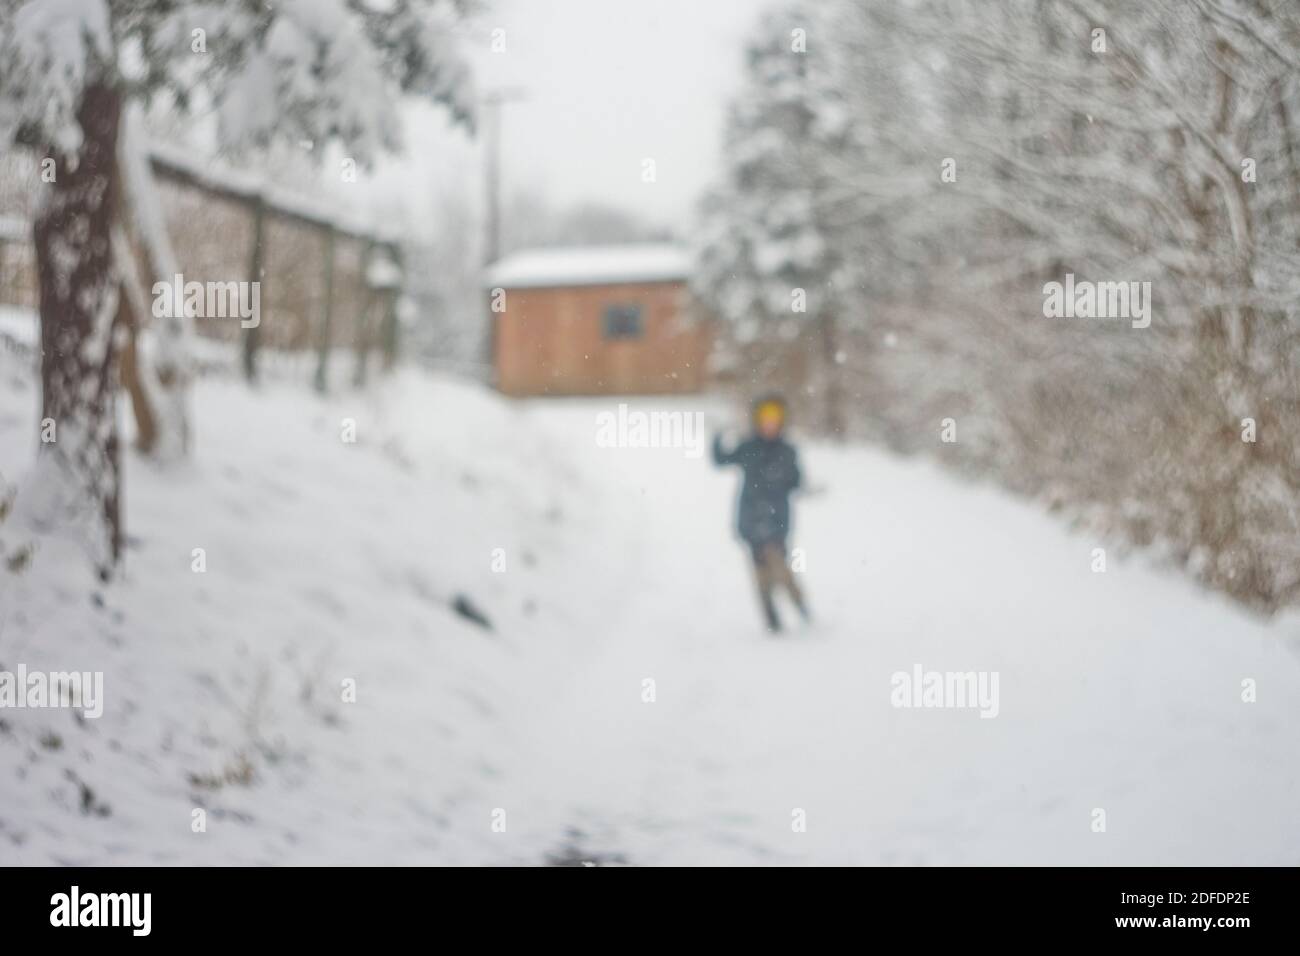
484 243 693 289
148 141 401 244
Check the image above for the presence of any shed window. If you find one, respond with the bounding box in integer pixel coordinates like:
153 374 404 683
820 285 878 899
602 303 644 340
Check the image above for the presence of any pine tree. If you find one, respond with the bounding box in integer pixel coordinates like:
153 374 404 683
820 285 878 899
695 3 856 434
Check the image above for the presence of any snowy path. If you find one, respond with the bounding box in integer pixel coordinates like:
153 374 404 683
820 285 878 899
484 399 1300 865
2 364 1298 865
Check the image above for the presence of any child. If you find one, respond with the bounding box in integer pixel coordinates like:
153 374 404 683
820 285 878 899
712 394 809 633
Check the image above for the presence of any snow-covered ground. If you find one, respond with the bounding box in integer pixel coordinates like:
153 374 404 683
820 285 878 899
2 325 1299 865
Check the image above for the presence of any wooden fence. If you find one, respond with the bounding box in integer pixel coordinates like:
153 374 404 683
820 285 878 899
0 148 403 379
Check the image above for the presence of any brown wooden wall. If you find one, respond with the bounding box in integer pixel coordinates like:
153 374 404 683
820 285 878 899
155 173 374 351
493 280 710 396
0 150 390 354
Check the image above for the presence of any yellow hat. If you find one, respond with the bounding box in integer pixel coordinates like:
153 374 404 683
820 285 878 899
754 399 786 429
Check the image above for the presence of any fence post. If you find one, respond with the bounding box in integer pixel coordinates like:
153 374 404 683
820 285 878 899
381 242 404 371
313 224 337 393
242 194 266 382
354 239 375 387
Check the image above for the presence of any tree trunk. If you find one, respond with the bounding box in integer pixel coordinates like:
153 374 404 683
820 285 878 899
116 254 160 454
114 104 193 457
32 83 125 578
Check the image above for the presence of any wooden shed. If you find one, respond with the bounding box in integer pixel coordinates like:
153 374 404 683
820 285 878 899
486 244 710 396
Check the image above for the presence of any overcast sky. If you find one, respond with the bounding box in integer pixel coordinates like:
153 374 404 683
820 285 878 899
360 0 766 244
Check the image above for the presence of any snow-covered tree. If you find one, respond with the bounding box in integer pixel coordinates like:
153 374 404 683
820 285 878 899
694 3 857 434
864 0 1300 607
0 0 475 577
702 0 1300 609
864 0 1300 608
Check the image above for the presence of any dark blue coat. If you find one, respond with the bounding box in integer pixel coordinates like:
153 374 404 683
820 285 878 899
713 434 801 545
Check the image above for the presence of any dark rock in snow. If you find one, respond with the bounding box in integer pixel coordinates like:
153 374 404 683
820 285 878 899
452 593 492 630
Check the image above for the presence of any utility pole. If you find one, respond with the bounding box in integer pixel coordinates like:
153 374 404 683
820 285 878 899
480 87 527 267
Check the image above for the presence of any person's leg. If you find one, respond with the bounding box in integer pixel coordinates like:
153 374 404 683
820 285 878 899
750 541 781 632
768 541 809 620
